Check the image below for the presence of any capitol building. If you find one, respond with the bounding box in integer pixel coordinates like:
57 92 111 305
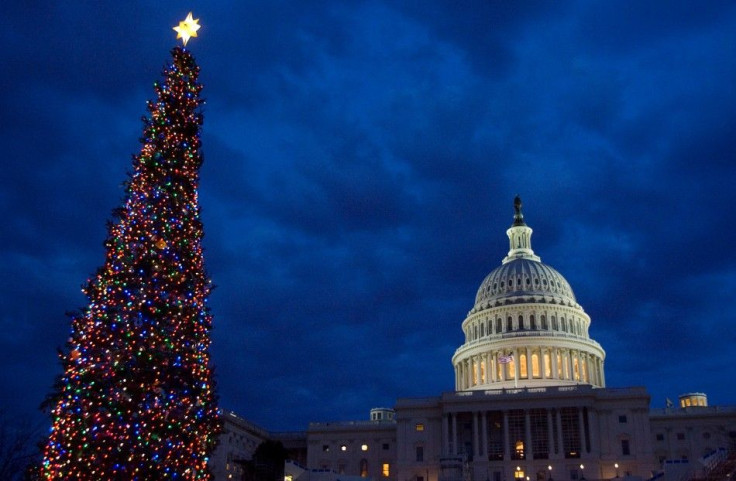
211 198 736 481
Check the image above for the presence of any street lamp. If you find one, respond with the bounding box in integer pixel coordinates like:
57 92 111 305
548 465 553 481
580 464 585 481
614 463 619 478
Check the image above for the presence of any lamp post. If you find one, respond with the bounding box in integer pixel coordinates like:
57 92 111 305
614 463 619 478
548 465 553 481
580 464 585 481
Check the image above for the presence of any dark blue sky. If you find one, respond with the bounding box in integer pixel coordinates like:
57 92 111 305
1 1 736 433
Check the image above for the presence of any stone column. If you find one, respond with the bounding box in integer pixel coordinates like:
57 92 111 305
551 348 558 381
556 409 564 457
482 411 489 461
443 413 450 456
503 410 510 461
473 411 480 458
525 410 534 460
547 409 556 458
465 359 471 388
499 352 506 382
600 359 606 387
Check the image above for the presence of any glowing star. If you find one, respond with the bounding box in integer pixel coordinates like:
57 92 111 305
173 12 201 46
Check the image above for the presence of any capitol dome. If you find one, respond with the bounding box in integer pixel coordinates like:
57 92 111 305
452 197 606 391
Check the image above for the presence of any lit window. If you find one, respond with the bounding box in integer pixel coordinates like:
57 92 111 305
515 441 525 459
531 353 540 378
360 459 368 477
416 423 424 432
382 463 390 477
341 445 347 451
519 353 528 379
362 444 369 451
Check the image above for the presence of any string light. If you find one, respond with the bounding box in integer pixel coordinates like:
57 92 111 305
40 46 221 480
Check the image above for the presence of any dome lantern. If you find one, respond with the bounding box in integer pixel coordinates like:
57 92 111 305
503 196 541 265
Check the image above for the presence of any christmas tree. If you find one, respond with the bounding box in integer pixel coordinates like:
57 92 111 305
40 14 220 480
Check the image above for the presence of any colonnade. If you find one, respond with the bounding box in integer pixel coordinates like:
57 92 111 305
455 347 605 390
441 407 595 462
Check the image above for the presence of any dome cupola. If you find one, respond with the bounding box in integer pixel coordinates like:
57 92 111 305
452 197 606 391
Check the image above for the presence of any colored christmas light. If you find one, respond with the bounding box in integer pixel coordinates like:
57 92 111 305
40 46 220 480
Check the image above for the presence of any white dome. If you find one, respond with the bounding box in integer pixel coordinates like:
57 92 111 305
452 196 606 391
473 258 577 313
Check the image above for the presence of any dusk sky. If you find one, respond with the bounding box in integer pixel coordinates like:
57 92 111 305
2 1 736 433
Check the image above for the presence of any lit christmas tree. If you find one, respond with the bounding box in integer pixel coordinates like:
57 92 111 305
40 13 220 480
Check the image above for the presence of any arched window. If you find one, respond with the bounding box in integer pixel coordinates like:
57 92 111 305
552 316 558 330
474 325 478 340
519 315 525 330
541 315 548 330
530 315 536 330
496 318 502 333
507 317 513 331
480 324 484 337
561 318 567 332
531 352 540 378
519 353 528 379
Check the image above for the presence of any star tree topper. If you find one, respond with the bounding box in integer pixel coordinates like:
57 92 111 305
173 12 201 45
